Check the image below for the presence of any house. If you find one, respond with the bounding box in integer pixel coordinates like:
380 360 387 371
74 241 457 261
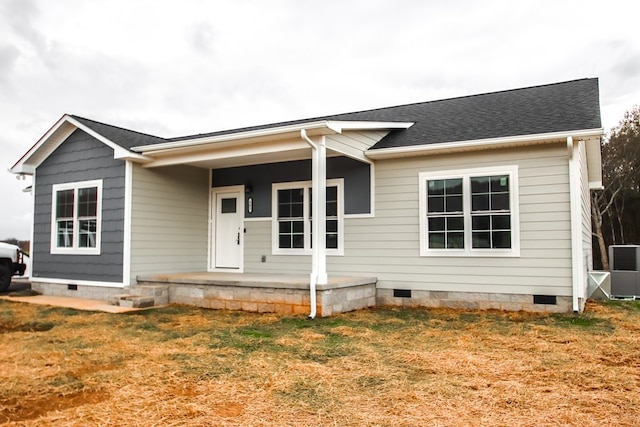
10 78 603 315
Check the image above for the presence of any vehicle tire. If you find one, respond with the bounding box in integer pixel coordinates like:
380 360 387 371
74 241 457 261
0 263 11 292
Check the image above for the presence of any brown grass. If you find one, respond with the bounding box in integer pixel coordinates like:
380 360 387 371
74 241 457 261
1 300 639 426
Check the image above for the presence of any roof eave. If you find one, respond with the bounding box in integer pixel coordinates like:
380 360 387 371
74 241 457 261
365 128 604 159
132 120 414 154
10 115 151 175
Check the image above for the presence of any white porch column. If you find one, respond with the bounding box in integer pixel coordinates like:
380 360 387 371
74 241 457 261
315 136 328 284
310 135 328 285
302 130 328 318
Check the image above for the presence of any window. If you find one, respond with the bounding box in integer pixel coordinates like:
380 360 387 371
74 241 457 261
272 180 343 255
419 166 519 256
51 180 102 254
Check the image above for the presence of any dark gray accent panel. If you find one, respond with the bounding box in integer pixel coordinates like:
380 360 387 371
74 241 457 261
212 157 371 217
33 129 125 283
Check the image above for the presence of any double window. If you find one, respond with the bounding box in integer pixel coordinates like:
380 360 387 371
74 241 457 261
419 166 519 256
272 180 343 255
51 180 102 254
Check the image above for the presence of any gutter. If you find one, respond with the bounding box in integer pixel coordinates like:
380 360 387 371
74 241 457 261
365 128 604 159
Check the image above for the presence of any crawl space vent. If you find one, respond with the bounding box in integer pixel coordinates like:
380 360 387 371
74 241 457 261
393 289 412 298
533 295 556 305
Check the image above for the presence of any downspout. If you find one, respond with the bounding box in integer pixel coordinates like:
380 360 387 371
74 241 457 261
301 129 328 319
567 136 581 312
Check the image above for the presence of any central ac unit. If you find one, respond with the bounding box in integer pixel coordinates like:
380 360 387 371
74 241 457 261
609 245 640 298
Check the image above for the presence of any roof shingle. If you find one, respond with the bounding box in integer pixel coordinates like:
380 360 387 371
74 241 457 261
73 78 602 150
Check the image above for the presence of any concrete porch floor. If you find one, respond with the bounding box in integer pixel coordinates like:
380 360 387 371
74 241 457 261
135 272 378 317
137 272 376 289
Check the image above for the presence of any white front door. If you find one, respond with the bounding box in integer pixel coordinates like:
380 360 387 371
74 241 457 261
213 189 243 269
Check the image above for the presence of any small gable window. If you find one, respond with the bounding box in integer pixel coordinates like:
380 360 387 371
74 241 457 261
51 180 102 255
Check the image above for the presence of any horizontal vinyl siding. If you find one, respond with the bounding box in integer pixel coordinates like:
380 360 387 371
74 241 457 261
244 143 573 297
369 144 572 296
129 164 209 283
32 129 125 283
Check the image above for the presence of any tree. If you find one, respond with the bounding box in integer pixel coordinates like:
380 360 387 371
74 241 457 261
592 106 640 270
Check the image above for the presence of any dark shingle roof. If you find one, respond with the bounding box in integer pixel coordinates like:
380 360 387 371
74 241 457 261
72 79 601 151
70 115 167 149
362 78 602 149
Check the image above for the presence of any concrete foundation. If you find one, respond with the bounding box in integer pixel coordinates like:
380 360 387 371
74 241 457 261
136 273 377 317
29 275 576 315
376 289 573 313
29 281 127 301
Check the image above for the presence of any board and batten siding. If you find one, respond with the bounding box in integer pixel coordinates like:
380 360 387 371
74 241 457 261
32 129 125 283
128 164 209 284
244 142 575 297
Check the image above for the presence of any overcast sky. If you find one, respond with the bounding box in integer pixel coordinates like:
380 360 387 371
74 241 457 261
1 0 639 240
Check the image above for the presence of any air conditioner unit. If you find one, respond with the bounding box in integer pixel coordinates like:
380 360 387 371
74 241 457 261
609 245 640 298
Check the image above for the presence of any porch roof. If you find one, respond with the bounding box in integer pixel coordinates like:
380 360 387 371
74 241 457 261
131 120 414 169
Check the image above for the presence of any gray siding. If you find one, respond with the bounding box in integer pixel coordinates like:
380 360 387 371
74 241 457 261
129 164 209 284
212 157 371 217
244 143 575 297
32 129 125 282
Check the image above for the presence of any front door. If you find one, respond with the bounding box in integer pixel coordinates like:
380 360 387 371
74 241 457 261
213 189 243 269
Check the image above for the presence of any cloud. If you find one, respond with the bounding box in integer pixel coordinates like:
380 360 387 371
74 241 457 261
2 0 45 53
0 44 19 86
2 0 640 239
189 22 218 55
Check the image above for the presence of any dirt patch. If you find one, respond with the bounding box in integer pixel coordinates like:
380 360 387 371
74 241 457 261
211 403 244 418
0 321 54 333
0 390 108 423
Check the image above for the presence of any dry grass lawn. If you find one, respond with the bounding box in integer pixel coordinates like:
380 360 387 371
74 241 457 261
1 298 639 426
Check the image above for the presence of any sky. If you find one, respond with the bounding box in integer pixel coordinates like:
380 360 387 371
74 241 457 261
1 0 639 240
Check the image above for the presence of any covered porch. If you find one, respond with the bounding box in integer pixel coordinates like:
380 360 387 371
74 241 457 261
125 120 410 317
131 272 377 317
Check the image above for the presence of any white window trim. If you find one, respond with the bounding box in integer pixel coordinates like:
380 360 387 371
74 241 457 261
271 179 344 256
418 166 520 257
50 179 103 255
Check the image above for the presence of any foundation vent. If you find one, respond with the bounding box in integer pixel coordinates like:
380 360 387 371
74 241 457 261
393 289 412 298
533 295 556 305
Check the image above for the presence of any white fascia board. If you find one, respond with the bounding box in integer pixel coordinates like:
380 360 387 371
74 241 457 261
134 121 339 153
365 128 604 159
142 140 310 168
584 137 603 188
10 115 150 176
132 120 414 154
9 164 36 175
326 121 414 132
10 115 75 175
65 116 151 162
589 181 604 190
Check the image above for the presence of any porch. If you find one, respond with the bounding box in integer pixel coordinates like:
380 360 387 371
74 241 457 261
132 272 378 317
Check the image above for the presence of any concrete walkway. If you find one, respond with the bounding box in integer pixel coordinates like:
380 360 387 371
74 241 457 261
0 293 146 313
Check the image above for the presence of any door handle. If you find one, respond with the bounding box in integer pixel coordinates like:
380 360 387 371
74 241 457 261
237 231 240 245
